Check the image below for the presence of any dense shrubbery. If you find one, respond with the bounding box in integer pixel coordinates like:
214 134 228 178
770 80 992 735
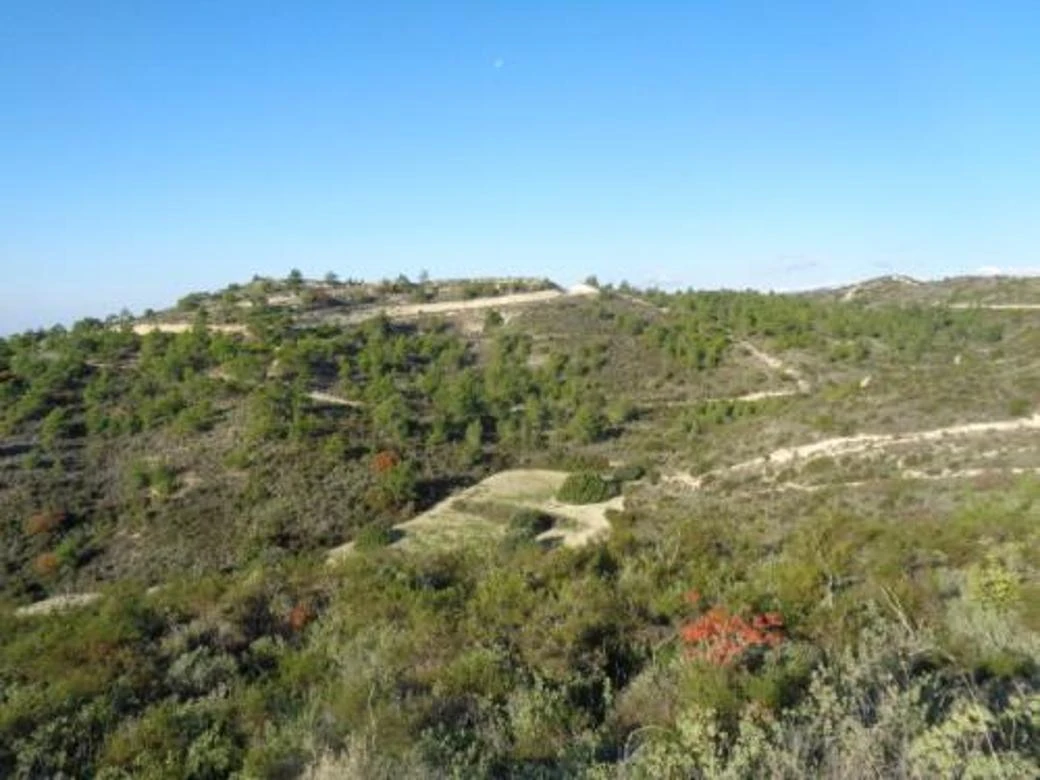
8 473 1036 777
0 304 636 596
0 280 1038 776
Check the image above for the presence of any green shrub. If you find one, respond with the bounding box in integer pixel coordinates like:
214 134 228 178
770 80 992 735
610 463 646 483
508 509 555 537
354 524 399 550
556 472 619 504
500 509 557 551
151 464 177 498
1007 397 1031 417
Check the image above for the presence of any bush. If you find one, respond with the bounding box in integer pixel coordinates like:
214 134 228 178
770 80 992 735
1007 397 1031 418
33 552 61 577
502 509 557 551
371 449 400 475
610 463 646 483
354 524 400 550
508 509 555 537
24 509 67 536
556 472 619 504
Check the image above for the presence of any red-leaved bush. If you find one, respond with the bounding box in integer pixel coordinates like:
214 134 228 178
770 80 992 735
680 591 784 666
33 552 61 577
371 450 400 475
24 509 67 536
287 602 315 632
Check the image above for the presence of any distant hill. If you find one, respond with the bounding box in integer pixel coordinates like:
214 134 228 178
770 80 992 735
805 272 1040 306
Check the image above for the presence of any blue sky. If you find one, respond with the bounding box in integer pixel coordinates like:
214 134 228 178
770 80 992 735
2 2 1039 332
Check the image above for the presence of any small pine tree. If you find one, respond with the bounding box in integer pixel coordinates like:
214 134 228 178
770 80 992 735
464 418 484 463
556 472 618 504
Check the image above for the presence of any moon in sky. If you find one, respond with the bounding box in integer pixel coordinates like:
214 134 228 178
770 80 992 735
493 58 505 69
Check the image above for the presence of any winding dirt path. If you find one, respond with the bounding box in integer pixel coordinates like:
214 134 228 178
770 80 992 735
948 303 1040 311
666 412 1040 491
739 340 811 394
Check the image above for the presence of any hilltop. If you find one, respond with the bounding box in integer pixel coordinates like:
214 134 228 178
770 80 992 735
1 272 1038 777
805 272 1040 307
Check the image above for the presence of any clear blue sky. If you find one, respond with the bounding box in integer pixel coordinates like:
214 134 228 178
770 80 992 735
3 2 1039 332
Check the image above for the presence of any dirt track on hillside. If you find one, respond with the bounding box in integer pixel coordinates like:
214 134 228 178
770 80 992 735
14 592 100 617
666 413 1040 491
338 284 599 324
948 303 1040 311
131 323 249 335
739 340 811 394
306 391 364 408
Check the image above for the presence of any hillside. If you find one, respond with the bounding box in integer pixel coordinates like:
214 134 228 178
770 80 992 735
1 272 1038 777
807 272 1040 307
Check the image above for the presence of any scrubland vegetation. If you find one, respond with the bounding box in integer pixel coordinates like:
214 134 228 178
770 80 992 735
1 273 1038 777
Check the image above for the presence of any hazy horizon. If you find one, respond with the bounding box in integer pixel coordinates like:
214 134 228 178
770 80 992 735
4 2 1039 333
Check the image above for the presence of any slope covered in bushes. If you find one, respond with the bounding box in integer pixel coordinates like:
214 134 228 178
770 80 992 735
1 275 1038 777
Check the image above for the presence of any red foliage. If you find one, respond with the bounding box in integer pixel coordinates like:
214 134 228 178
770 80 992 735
371 450 400 475
24 509 67 536
679 596 784 667
288 602 315 632
33 552 61 577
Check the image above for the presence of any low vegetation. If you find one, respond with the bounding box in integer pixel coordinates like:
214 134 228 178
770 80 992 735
557 471 620 504
0 272 1037 777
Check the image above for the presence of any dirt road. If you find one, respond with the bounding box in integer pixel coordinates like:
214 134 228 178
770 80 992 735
338 284 599 324
131 322 250 335
667 412 1040 491
737 340 811 394
948 303 1040 311
14 592 100 617
306 391 364 408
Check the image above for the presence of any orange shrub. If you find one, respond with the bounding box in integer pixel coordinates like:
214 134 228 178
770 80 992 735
33 552 61 577
24 509 67 536
371 449 400 475
288 602 315 632
680 597 784 666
